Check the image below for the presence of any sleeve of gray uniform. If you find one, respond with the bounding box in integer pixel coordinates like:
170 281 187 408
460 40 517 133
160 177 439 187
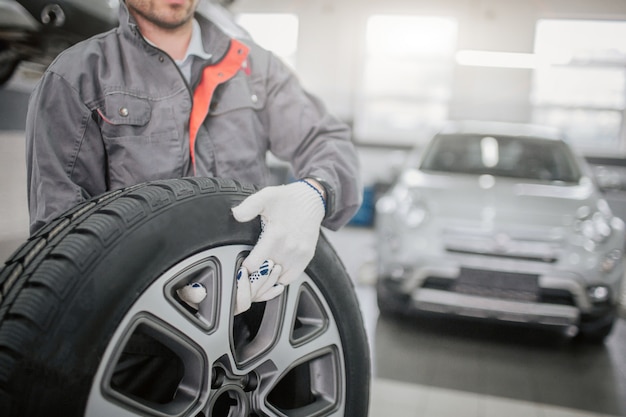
261 53 363 231
25 71 107 235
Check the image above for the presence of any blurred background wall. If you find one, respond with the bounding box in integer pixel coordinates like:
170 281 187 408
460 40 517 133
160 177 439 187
3 0 626 214
4 0 626 154
221 0 626 222
228 0 626 156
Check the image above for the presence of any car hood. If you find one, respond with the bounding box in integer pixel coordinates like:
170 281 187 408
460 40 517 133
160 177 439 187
402 169 600 233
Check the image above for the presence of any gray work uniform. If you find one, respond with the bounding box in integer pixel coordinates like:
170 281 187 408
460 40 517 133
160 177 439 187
25 1 361 235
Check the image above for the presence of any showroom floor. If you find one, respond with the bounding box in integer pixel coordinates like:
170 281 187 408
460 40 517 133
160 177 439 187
2 128 626 416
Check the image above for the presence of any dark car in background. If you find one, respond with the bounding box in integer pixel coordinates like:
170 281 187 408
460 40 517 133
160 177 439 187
375 121 625 342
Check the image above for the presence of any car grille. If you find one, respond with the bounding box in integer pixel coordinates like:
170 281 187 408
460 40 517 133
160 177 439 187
454 268 539 302
422 271 576 307
539 288 576 306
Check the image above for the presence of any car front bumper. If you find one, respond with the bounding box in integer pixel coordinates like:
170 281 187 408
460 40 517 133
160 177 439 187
410 287 579 326
377 260 619 332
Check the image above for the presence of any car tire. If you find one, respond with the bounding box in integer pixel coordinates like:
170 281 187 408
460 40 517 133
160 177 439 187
376 279 410 318
577 314 615 344
0 177 370 417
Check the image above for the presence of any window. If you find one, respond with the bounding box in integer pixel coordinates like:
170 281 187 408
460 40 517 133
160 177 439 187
532 20 626 155
235 13 299 69
354 15 458 146
421 134 580 183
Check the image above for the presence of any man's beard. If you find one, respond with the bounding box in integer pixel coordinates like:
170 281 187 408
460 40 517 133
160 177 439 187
129 4 195 31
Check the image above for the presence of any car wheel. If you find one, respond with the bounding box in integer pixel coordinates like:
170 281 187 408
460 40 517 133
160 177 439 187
376 279 408 318
0 177 370 416
576 314 615 344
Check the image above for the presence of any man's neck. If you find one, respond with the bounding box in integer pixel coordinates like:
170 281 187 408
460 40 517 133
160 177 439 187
135 16 193 61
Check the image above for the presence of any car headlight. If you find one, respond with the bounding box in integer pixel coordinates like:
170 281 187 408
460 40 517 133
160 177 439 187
377 186 429 228
574 201 614 244
398 195 428 228
587 285 610 303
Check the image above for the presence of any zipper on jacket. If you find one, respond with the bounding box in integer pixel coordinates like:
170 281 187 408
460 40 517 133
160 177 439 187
130 24 195 97
130 22 249 175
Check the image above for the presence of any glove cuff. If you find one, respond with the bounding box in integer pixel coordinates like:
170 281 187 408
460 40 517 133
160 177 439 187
292 180 326 220
299 179 326 213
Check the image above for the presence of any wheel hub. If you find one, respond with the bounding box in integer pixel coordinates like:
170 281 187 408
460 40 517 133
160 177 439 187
209 385 249 417
208 365 259 417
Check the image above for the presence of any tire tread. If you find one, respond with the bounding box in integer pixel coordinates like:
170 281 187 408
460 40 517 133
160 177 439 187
10 288 58 331
0 178 252 412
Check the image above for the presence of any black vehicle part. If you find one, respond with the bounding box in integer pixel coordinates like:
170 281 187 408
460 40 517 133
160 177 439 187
0 177 370 416
0 0 118 86
376 278 410 318
0 42 21 84
577 311 616 343
17 0 118 38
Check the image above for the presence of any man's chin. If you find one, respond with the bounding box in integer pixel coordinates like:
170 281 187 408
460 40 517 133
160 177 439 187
128 2 195 31
164 0 189 6
160 18 192 30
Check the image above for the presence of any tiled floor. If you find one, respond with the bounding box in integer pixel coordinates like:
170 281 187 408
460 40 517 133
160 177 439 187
2 126 626 416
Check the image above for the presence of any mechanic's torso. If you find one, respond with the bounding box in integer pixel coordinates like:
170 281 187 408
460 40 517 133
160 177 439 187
50 11 273 191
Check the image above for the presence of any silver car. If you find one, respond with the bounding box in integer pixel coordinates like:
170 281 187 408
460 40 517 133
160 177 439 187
375 121 625 342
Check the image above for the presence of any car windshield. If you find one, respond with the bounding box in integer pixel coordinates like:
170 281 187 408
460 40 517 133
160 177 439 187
419 134 581 183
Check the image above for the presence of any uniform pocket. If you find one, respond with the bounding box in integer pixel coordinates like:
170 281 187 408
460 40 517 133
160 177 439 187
99 93 184 189
99 93 151 126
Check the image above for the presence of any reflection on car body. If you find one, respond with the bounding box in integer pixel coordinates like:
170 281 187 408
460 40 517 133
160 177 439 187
375 121 625 342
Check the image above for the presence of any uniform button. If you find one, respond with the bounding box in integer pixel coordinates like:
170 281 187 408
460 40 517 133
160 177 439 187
119 107 129 117
210 102 218 111
251 94 258 103
159 56 165 63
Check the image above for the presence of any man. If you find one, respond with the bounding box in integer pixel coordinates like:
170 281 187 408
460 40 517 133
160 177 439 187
25 0 361 313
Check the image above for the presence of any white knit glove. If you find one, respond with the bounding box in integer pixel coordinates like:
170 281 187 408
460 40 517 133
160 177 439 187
234 260 285 315
232 180 326 309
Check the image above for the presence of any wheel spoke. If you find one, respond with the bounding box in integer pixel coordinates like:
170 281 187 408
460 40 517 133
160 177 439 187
135 245 245 354
87 383 205 417
279 280 302 338
132 287 211 347
267 321 340 378
86 393 158 417
208 245 244 323
258 278 342 390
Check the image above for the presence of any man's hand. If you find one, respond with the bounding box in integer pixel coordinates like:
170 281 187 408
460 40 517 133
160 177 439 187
234 260 284 315
232 180 326 312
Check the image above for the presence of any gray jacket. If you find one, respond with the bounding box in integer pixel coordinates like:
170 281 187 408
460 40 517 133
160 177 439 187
26 1 361 234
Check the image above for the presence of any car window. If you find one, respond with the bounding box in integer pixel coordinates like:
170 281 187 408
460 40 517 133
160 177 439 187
420 134 581 182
